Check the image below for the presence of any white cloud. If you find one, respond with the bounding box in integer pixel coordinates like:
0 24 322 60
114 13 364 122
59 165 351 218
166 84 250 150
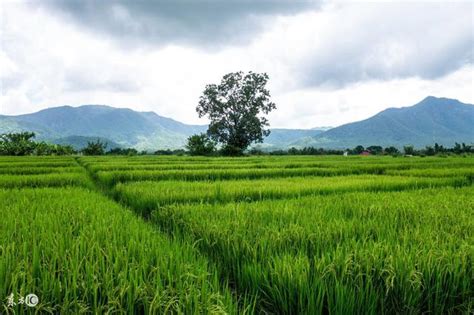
268 65 474 128
0 1 472 129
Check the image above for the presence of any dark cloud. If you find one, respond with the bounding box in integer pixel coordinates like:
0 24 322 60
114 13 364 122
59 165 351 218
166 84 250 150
301 37 473 88
297 2 474 88
39 0 320 48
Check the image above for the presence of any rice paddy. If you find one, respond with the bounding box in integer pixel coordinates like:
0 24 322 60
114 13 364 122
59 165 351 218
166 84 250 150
1 155 473 314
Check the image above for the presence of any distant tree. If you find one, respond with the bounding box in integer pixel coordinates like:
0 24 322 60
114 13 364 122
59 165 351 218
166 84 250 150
403 145 415 155
0 132 37 156
55 144 75 155
197 71 276 156
249 146 266 155
186 133 216 156
33 142 76 156
384 146 399 155
34 141 53 156
154 149 174 155
424 146 436 156
82 139 107 155
173 149 186 156
366 145 383 155
352 145 365 155
461 143 473 153
107 147 138 156
288 147 299 155
453 142 462 154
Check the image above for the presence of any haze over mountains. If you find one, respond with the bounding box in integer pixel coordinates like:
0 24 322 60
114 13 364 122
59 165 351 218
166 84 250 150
295 96 474 149
0 96 472 150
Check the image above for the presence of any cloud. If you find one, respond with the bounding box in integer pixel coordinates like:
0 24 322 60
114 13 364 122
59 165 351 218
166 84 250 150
1 1 472 130
303 2 473 87
38 0 320 48
250 1 473 88
268 65 474 128
62 68 141 93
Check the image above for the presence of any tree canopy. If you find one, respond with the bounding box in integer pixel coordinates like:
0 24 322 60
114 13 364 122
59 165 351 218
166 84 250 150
196 71 276 155
82 139 107 156
186 133 216 156
0 132 75 156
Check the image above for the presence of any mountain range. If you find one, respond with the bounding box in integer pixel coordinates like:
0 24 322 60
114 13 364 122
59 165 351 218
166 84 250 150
0 96 472 150
297 96 474 148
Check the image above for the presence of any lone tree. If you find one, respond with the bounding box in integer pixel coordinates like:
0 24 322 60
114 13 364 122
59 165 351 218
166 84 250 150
186 133 216 156
196 71 276 156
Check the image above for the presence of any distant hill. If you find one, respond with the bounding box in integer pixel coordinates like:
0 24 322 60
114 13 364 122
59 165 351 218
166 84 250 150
301 96 474 148
1 97 472 150
0 105 207 150
0 105 320 150
258 129 325 149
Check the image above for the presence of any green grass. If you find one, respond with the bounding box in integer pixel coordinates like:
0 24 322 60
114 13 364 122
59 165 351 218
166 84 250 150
0 188 250 314
113 175 468 216
95 167 384 186
150 187 474 314
1 155 473 314
385 167 474 179
0 173 93 188
0 166 83 175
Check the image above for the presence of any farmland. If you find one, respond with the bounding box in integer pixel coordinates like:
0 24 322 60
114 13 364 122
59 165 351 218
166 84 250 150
1 155 473 314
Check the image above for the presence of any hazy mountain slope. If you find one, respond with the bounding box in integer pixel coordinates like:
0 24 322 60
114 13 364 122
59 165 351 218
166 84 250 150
0 105 329 150
50 136 122 151
1 96 471 150
307 96 474 148
0 105 207 149
0 115 59 139
259 129 325 149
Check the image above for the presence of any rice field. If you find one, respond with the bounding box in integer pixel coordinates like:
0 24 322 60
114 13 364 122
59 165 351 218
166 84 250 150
1 155 473 314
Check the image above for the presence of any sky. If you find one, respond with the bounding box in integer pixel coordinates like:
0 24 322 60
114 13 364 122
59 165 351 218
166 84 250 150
0 0 473 128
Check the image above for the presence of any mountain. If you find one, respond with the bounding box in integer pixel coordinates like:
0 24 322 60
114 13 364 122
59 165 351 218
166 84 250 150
257 129 325 149
304 96 474 148
0 105 320 150
1 97 472 150
0 105 207 150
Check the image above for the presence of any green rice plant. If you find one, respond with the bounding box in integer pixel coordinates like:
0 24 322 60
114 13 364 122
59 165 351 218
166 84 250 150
95 167 388 186
87 161 336 172
147 187 474 314
0 157 77 168
0 173 93 188
385 167 474 179
84 156 474 185
0 166 83 175
2 155 472 314
0 162 77 168
93 159 469 173
113 175 469 216
0 187 251 314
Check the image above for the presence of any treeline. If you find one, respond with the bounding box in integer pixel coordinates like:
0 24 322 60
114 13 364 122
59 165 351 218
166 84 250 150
262 143 474 156
1 132 472 156
0 132 126 156
0 132 186 156
0 132 75 156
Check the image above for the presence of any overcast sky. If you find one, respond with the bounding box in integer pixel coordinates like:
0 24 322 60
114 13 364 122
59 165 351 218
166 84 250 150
1 0 473 128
